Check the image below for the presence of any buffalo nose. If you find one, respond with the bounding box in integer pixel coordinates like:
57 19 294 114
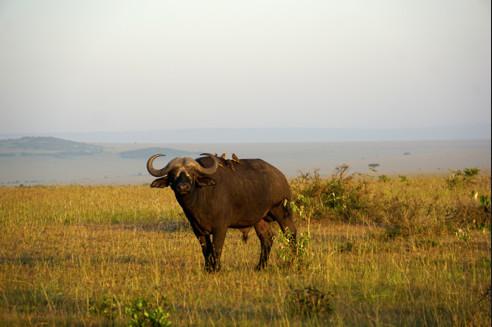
177 184 191 193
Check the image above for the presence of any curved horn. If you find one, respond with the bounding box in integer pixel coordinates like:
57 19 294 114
189 156 219 175
146 154 174 177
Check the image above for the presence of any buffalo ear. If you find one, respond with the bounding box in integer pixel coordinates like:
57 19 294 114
151 176 169 188
196 176 216 187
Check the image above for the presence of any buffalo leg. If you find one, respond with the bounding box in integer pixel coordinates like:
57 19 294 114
197 234 215 272
191 225 215 272
254 218 274 270
210 228 227 272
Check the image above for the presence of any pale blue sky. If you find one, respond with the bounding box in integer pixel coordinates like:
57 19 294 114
0 0 490 134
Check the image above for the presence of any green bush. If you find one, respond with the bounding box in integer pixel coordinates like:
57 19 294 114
290 166 367 223
398 175 408 183
89 295 119 322
287 286 334 319
320 177 366 221
275 230 311 268
479 194 491 213
445 194 491 230
447 168 480 188
290 167 490 238
125 298 171 327
463 167 480 178
378 175 390 183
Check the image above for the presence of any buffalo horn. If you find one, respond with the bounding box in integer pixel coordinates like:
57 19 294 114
146 154 173 177
188 156 219 175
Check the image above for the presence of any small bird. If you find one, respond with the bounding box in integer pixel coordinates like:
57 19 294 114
231 153 240 164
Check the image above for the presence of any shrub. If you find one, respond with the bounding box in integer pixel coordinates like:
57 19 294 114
125 297 171 327
275 230 311 268
381 197 424 239
287 286 334 319
368 163 380 172
320 177 366 222
445 194 491 230
398 175 408 183
463 167 480 178
479 194 491 213
89 295 119 322
447 168 480 188
378 175 390 183
290 166 368 223
290 168 490 238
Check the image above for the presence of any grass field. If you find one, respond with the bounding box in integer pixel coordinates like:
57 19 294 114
0 171 490 326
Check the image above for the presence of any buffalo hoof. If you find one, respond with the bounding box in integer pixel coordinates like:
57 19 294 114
205 264 221 273
255 263 267 271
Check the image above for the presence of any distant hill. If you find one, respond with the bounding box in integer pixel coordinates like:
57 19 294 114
119 147 197 159
0 136 103 157
10 124 490 143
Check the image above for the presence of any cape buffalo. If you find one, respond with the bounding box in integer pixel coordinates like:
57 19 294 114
147 153 297 271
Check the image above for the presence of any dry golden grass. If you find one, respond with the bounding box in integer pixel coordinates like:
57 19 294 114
0 174 490 326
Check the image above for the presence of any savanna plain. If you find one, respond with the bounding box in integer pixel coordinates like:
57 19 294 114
0 168 490 326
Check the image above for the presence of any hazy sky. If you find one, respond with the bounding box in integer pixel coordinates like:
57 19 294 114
0 0 490 134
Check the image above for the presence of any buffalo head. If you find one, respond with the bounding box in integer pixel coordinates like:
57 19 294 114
146 154 219 195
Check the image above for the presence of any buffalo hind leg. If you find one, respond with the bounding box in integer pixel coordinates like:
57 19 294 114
254 219 274 270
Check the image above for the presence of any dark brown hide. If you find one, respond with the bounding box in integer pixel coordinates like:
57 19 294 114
148 155 297 271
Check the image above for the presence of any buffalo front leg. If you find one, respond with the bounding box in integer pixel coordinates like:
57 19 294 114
210 228 227 272
254 219 274 270
191 225 215 272
196 235 215 272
